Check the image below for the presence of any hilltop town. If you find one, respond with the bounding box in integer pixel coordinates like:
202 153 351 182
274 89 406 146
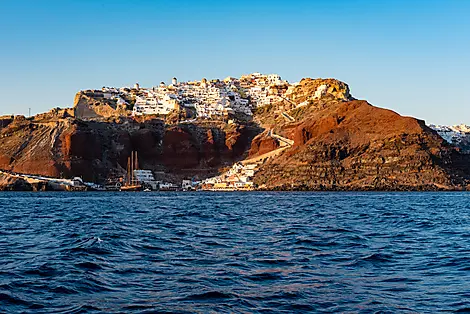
73 72 350 122
74 73 283 120
70 73 352 190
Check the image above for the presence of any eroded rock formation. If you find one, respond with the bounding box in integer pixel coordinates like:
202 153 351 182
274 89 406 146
254 96 470 190
0 115 259 184
73 92 129 119
1 75 470 191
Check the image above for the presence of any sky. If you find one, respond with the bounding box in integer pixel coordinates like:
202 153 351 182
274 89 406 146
0 0 468 125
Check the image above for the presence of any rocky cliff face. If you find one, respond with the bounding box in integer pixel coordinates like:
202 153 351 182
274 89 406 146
0 115 72 178
0 113 259 184
286 78 353 103
2 76 470 190
73 92 129 119
248 131 281 158
254 92 470 190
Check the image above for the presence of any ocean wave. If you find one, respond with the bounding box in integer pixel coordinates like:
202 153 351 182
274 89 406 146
1 191 469 312
181 290 235 301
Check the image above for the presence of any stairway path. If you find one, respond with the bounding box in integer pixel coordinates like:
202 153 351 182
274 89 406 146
242 130 294 165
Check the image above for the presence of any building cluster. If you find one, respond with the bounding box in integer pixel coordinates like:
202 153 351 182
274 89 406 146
429 124 470 146
133 170 182 191
80 73 290 119
81 87 129 107
133 165 257 191
202 162 257 190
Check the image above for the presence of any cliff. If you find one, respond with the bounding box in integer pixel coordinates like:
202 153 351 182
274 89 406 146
252 79 470 190
73 92 129 119
286 78 353 103
1 75 470 191
0 115 259 184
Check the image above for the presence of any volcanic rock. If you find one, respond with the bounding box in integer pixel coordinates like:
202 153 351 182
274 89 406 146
254 99 470 190
0 116 259 185
2 75 470 191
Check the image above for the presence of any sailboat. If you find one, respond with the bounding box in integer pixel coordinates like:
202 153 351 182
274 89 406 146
120 151 142 191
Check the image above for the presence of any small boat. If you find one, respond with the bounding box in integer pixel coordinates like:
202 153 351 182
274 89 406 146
143 188 151 192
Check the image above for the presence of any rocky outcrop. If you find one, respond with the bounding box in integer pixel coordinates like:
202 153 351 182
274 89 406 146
33 107 74 121
286 78 353 104
0 172 71 191
161 123 259 172
0 173 33 191
248 132 280 158
0 116 260 185
255 99 470 190
0 116 14 129
2 75 470 191
73 92 129 119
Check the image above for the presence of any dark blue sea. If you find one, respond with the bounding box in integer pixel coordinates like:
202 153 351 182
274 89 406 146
0 192 469 313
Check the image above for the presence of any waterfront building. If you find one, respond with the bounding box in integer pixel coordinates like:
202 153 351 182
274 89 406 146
134 170 159 190
182 180 192 190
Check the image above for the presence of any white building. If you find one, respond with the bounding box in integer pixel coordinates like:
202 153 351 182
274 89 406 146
132 95 179 116
88 72 286 119
134 170 159 190
267 74 282 85
182 180 192 190
132 96 158 115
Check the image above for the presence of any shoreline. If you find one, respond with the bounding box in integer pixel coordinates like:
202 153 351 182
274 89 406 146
1 188 468 193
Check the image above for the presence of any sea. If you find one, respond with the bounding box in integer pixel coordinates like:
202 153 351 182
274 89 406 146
0 192 469 313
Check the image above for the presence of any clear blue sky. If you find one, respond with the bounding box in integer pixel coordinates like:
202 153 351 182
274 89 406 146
0 0 468 125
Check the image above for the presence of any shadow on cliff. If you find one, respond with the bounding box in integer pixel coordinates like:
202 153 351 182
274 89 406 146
58 119 262 183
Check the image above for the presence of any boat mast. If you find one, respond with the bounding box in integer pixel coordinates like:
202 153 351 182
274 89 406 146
131 151 134 185
127 157 131 186
135 151 139 171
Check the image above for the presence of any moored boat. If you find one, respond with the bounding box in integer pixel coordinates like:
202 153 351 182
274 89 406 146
120 184 142 192
121 151 142 191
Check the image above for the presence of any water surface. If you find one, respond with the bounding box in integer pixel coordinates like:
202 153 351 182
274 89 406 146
0 192 469 313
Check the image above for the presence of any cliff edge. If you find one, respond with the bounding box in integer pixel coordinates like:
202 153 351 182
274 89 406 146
1 75 469 190
252 79 469 190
